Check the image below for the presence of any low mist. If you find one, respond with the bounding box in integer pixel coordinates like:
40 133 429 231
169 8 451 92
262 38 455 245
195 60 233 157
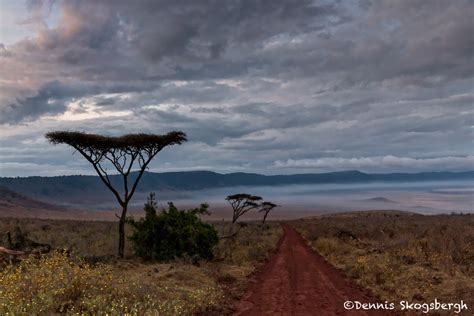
126 180 473 217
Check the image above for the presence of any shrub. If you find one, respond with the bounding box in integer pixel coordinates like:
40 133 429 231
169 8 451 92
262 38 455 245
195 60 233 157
127 194 219 261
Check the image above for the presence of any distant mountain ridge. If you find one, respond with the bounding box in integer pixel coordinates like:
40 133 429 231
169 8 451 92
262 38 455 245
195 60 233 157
0 170 472 204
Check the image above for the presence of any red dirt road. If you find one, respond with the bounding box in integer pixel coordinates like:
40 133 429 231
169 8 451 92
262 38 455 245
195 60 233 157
235 224 391 315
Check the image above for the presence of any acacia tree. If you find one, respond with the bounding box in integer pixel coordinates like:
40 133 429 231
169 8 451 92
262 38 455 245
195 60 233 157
45 131 187 257
225 193 262 224
259 201 277 225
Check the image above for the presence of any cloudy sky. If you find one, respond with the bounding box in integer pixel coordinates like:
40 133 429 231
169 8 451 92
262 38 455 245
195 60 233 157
0 0 473 177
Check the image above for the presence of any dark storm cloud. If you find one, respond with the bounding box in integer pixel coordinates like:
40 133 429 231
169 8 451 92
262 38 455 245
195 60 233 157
0 0 473 175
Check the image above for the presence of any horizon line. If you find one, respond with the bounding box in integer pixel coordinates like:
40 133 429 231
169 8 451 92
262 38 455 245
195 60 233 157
1 169 474 179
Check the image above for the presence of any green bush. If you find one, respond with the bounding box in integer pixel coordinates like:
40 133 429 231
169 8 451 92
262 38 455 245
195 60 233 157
127 194 219 261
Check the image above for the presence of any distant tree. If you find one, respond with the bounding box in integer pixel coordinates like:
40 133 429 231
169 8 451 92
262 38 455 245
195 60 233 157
45 131 187 258
127 193 218 261
225 193 262 224
259 201 277 225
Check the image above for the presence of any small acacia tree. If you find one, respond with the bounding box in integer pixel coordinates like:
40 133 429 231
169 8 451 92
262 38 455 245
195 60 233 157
225 193 262 224
259 201 277 225
45 131 187 257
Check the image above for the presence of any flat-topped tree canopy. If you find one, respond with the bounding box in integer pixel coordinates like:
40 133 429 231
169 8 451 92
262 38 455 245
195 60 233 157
45 130 187 187
45 131 187 151
225 193 263 223
46 131 187 175
260 201 278 210
226 193 262 202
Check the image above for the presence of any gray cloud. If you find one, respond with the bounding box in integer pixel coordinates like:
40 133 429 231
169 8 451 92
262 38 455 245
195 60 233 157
0 0 473 175
0 81 84 123
274 156 474 173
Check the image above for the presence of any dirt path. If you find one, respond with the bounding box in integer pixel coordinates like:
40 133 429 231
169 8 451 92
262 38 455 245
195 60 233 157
235 224 391 315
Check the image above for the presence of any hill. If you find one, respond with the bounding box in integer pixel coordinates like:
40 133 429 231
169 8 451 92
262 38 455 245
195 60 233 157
0 170 472 206
363 197 397 203
0 186 62 211
0 186 112 220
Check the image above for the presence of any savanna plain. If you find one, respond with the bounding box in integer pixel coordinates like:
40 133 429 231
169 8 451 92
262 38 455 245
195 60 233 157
0 209 472 315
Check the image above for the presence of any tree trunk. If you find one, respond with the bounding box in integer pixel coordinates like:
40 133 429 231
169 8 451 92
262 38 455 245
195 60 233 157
118 204 127 258
262 211 268 225
232 212 237 224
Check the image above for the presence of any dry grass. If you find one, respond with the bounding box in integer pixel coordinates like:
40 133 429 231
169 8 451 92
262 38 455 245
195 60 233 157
0 251 221 315
0 217 282 315
293 211 474 309
0 218 132 257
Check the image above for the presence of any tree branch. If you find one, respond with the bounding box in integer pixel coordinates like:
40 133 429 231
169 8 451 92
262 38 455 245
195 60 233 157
74 146 124 206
